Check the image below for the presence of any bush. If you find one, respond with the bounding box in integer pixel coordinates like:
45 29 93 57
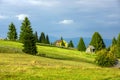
95 49 117 67
110 45 120 58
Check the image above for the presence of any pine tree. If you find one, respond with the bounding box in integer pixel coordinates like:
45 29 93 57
19 17 31 43
39 32 46 43
20 17 37 55
45 35 50 44
7 22 17 41
77 37 86 51
110 33 120 58
90 32 106 51
112 37 117 46
117 33 120 47
68 40 74 48
61 37 65 46
34 31 38 42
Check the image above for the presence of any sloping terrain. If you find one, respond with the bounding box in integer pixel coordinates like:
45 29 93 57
0 40 120 80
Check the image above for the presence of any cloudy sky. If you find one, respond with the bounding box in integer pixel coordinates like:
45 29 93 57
0 0 120 39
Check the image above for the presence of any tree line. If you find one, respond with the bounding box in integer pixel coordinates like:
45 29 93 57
7 17 120 56
7 17 120 53
6 17 120 67
7 17 50 55
7 18 106 52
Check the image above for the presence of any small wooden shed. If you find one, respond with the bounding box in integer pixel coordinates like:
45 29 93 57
86 45 95 53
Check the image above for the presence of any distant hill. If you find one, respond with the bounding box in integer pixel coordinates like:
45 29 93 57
49 36 112 48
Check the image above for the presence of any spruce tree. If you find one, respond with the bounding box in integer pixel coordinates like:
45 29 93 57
7 22 17 41
45 35 50 44
90 32 106 51
68 40 74 48
110 33 120 58
112 37 117 46
39 32 46 43
34 31 38 42
20 17 37 55
116 33 120 57
61 37 65 46
19 17 31 43
77 37 86 51
117 33 120 47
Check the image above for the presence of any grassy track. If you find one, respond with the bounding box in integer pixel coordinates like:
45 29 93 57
0 40 120 80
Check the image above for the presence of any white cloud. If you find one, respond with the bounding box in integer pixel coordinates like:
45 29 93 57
0 15 7 19
16 14 29 21
58 20 74 25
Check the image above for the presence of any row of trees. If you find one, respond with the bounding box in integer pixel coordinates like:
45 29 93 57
7 23 50 45
7 17 51 55
34 31 50 44
77 32 105 52
55 31 105 52
6 17 120 67
7 20 106 52
7 17 40 55
7 22 106 52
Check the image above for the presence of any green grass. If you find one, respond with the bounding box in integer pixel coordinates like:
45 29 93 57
0 40 120 80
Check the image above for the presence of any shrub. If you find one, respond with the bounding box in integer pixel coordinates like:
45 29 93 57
110 45 120 58
95 49 117 67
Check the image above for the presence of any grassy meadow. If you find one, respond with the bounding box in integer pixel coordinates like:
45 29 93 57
0 40 120 80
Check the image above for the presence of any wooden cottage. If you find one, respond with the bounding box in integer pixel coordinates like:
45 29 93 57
54 40 68 47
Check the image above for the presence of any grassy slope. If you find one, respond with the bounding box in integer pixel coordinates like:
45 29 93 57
0 40 120 80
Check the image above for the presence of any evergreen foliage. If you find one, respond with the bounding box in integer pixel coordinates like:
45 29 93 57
20 17 37 55
110 34 120 58
45 35 50 44
77 37 86 51
19 17 31 43
7 22 17 41
34 31 38 42
61 37 65 46
90 32 106 51
117 33 120 47
68 40 74 48
95 49 117 67
112 37 117 46
39 32 46 43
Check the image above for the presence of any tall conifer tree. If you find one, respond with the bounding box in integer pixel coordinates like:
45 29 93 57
20 17 37 55
117 33 120 47
77 37 86 51
68 40 74 48
112 37 117 46
7 22 17 40
39 32 46 43
90 32 106 51
45 35 50 44
19 17 31 43
61 37 65 46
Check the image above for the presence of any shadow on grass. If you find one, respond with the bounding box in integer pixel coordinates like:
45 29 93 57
37 53 94 64
0 46 22 53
